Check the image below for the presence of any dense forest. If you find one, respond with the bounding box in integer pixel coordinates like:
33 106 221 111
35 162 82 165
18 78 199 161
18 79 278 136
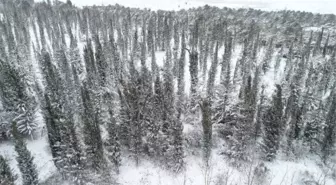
0 0 335 184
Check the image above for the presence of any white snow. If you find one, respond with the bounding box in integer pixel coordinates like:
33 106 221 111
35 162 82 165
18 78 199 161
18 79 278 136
117 148 335 185
0 137 57 185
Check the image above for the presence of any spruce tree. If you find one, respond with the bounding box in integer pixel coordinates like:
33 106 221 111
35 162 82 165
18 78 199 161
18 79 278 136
262 85 283 161
220 31 232 86
313 28 324 56
322 33 330 57
200 98 212 163
0 155 17 185
207 41 219 97
12 122 39 185
40 51 83 183
262 37 274 74
321 95 336 161
81 82 105 171
105 113 121 174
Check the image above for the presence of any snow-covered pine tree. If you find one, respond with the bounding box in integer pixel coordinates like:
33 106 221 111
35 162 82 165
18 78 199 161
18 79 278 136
202 33 210 82
12 122 39 185
40 51 83 183
285 56 306 156
105 112 121 174
81 82 105 171
95 35 108 87
322 33 330 57
262 84 283 161
0 57 37 137
313 28 324 57
254 84 266 140
261 37 274 74
207 41 219 97
173 19 180 76
189 19 199 109
321 94 336 162
200 98 212 163
275 45 284 72
220 31 232 87
0 155 17 185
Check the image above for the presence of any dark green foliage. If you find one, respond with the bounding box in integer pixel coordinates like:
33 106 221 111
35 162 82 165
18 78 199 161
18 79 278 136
0 155 17 185
322 95 336 161
313 28 324 56
12 122 39 185
105 113 121 174
207 41 219 97
40 51 83 183
81 82 105 171
262 37 274 74
94 35 108 87
262 85 283 161
0 55 37 137
200 98 212 162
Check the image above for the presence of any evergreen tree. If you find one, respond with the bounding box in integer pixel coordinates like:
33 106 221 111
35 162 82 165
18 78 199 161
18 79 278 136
254 85 266 140
220 31 232 86
207 41 219 97
0 155 17 185
321 95 336 161
322 33 330 57
94 35 108 87
105 113 121 174
262 37 274 74
262 85 283 161
81 82 105 171
40 51 83 183
200 98 212 163
313 28 324 56
173 20 180 76
177 29 186 118
12 122 39 185
0 56 37 137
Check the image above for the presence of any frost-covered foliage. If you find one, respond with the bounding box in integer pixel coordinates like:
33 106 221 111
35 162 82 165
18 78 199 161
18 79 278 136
12 123 39 185
0 0 336 184
0 154 17 185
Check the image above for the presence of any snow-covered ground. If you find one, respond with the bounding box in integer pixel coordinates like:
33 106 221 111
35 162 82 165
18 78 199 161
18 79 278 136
2 137 334 185
0 137 57 184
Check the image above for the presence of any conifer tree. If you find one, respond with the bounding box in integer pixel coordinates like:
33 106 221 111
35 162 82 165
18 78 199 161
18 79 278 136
95 35 108 87
200 98 212 163
262 85 283 161
322 33 330 57
40 51 83 183
173 20 180 76
12 122 39 185
254 85 266 140
0 57 37 137
262 37 274 74
207 41 219 97
220 31 232 86
321 95 336 161
0 155 17 185
105 113 121 174
81 82 105 171
313 28 324 56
